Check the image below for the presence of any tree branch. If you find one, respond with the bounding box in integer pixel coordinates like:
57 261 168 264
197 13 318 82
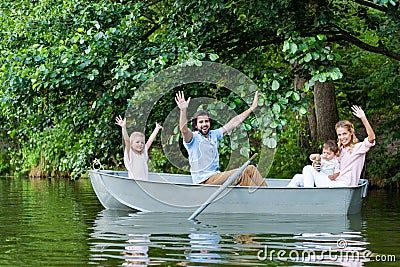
328 24 400 61
351 0 388 12
145 0 165 8
140 24 160 41
201 27 282 53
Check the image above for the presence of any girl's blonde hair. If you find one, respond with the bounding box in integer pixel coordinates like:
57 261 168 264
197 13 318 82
335 120 358 154
129 132 145 153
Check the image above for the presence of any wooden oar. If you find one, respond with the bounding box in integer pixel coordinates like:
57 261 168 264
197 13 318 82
188 153 258 221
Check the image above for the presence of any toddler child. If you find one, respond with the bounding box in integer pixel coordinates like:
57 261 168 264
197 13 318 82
287 140 339 187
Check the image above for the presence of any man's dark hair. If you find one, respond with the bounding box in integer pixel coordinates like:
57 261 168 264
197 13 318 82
191 110 211 131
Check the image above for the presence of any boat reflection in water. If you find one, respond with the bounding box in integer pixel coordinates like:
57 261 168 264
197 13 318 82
89 210 370 266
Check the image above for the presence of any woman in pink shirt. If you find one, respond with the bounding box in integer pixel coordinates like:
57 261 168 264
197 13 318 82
302 105 375 187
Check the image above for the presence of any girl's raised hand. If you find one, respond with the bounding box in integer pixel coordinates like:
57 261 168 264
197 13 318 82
155 122 163 130
115 115 126 127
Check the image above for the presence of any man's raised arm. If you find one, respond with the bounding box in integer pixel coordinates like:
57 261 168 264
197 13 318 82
175 91 193 143
222 91 258 135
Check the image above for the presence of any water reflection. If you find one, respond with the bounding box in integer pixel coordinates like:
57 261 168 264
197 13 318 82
185 233 221 265
89 210 370 266
1 177 398 266
122 233 150 266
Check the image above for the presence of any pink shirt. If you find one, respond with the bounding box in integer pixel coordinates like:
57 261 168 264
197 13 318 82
336 138 375 186
124 145 149 180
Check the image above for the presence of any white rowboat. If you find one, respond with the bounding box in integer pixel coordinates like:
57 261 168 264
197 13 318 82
88 170 368 215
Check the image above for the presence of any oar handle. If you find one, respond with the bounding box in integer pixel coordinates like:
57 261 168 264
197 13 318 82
248 153 258 162
188 153 258 221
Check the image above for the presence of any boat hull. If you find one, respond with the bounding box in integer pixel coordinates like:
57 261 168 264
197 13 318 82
89 170 131 210
89 170 368 215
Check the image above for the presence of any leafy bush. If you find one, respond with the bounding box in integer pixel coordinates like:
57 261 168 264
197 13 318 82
268 111 311 178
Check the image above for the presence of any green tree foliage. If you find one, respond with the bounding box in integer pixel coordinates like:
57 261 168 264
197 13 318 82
1 0 171 177
1 0 399 186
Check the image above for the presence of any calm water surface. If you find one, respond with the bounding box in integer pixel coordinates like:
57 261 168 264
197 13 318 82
0 176 398 266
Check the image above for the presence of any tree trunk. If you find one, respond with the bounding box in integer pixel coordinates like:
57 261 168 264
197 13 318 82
313 81 338 142
295 75 338 150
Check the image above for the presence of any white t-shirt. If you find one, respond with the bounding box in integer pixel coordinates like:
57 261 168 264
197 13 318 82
321 157 340 176
310 155 340 176
124 145 149 180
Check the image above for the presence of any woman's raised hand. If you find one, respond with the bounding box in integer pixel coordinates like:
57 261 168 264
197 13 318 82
351 105 366 119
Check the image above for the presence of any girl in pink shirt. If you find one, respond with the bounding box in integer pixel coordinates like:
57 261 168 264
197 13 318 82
302 105 375 187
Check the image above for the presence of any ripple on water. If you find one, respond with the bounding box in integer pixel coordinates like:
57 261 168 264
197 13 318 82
88 210 371 266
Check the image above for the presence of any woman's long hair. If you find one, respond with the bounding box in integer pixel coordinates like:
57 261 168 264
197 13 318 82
335 120 358 154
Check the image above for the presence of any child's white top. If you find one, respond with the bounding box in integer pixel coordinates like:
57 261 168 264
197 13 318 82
310 155 340 176
124 145 149 180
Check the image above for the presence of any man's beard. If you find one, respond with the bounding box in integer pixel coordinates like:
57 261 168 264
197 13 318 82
199 127 209 135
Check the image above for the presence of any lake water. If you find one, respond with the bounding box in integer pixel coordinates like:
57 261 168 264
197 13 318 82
0 176 398 266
